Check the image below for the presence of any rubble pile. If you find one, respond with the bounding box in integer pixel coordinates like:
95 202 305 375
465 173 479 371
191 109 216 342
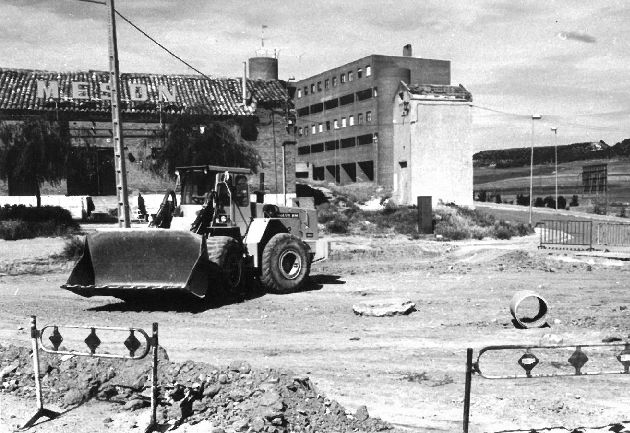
0 344 395 432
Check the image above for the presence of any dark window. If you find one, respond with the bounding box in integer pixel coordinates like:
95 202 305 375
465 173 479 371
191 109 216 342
340 73 346 84
399 161 408 168
332 76 338 86
366 111 372 122
324 98 338 110
298 146 310 155
358 113 364 124
297 107 310 116
317 81 322 91
313 166 325 181
298 127 303 136
324 79 330 89
357 68 363 79
311 142 324 153
339 93 354 106
340 137 355 148
357 134 374 145
358 160 374 181
326 165 340 183
304 86 308 95
325 121 331 131
342 163 357 182
356 88 373 101
296 171 309 179
310 102 323 114
325 140 339 151
310 83 315 93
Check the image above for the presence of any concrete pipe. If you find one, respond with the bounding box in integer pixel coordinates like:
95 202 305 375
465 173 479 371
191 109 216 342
509 290 549 328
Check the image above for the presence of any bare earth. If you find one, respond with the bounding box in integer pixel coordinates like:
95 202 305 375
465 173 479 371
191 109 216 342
0 232 629 432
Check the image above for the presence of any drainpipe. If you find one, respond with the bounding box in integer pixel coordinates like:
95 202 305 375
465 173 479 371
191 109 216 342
242 61 247 105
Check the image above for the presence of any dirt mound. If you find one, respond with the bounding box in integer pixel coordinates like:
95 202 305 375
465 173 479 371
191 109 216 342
0 344 395 432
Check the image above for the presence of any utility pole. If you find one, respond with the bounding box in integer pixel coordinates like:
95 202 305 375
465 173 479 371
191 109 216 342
551 127 558 210
528 114 542 226
106 0 131 228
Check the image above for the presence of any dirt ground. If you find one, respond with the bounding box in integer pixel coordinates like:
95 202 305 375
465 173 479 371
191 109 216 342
1 232 629 432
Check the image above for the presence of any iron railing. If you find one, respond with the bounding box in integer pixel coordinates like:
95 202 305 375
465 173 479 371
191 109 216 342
539 220 593 249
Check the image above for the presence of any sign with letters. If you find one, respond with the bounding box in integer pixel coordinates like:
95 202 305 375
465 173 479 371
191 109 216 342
36 80 178 104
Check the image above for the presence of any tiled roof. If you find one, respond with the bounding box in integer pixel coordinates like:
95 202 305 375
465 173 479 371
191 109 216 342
0 68 288 117
407 84 472 101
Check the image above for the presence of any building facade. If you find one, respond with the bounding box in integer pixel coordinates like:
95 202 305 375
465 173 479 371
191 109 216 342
293 46 450 188
0 60 295 196
392 83 473 206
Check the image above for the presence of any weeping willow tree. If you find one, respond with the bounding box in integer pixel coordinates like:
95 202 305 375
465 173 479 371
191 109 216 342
0 117 71 207
155 111 261 176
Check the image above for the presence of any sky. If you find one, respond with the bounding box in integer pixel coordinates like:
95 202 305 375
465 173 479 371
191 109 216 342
1 0 630 152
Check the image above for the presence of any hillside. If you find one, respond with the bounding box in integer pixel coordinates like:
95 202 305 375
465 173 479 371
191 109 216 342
474 139 630 168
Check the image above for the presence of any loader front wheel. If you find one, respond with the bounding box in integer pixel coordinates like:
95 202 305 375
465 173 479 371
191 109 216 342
261 233 310 293
207 236 243 292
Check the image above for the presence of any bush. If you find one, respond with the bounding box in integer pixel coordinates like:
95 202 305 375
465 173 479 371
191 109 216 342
516 194 529 206
494 226 513 240
494 194 502 204
543 196 556 209
534 197 545 207
0 205 78 240
557 196 567 209
60 236 85 260
570 195 579 206
325 215 349 234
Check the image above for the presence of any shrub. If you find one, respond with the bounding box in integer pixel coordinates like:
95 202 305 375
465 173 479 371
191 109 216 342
543 196 556 209
557 196 567 209
493 226 513 240
325 214 349 234
476 190 487 202
60 236 85 260
534 197 545 207
0 205 78 240
494 194 502 204
570 195 579 206
516 194 529 206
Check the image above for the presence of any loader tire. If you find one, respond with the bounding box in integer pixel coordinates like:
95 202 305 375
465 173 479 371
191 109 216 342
261 233 311 293
207 236 243 292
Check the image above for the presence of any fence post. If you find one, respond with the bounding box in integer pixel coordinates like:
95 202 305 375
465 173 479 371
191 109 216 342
145 322 159 433
463 348 473 433
22 316 60 429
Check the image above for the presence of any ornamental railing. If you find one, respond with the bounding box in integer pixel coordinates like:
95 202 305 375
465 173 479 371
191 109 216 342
463 342 630 432
22 316 159 433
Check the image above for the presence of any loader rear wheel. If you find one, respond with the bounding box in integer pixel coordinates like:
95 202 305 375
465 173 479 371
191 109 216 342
261 233 310 293
207 236 243 292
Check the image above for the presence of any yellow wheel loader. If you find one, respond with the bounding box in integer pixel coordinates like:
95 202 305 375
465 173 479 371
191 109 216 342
62 165 328 301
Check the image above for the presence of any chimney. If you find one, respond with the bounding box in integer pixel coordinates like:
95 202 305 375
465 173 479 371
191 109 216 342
403 44 412 57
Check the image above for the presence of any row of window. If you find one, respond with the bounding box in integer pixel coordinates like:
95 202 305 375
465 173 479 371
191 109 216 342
297 133 378 155
298 112 372 137
309 160 375 182
297 65 372 98
296 87 377 117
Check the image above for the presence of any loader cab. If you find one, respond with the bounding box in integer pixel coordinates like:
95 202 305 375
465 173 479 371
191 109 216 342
176 165 253 235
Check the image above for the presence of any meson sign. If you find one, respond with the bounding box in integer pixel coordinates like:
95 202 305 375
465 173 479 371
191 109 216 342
36 80 178 103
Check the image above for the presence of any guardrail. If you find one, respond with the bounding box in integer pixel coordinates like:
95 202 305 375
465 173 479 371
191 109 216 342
596 223 630 247
22 316 159 432
463 342 630 432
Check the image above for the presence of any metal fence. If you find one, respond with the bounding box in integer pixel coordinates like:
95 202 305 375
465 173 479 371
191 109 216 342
23 316 159 432
539 220 593 249
540 220 630 250
463 342 630 433
596 223 630 247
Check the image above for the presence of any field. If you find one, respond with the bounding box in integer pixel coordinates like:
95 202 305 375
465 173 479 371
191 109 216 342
474 157 630 209
1 227 630 432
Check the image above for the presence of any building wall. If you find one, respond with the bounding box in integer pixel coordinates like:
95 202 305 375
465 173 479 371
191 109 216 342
294 54 450 187
393 99 472 206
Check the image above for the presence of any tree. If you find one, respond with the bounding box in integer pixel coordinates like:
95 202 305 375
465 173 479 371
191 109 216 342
0 118 71 207
155 112 261 176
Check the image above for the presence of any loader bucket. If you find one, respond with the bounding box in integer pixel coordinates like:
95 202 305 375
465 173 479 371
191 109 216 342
62 230 213 299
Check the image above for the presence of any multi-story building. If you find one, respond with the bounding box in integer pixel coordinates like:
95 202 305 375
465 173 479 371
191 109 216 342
293 45 451 188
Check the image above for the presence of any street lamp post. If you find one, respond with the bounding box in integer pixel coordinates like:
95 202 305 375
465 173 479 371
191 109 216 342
551 127 558 210
529 114 542 226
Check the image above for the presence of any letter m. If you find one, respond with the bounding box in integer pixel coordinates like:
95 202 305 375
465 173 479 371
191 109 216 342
36 80 59 100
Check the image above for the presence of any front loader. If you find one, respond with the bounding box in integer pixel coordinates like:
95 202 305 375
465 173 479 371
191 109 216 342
63 165 328 301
